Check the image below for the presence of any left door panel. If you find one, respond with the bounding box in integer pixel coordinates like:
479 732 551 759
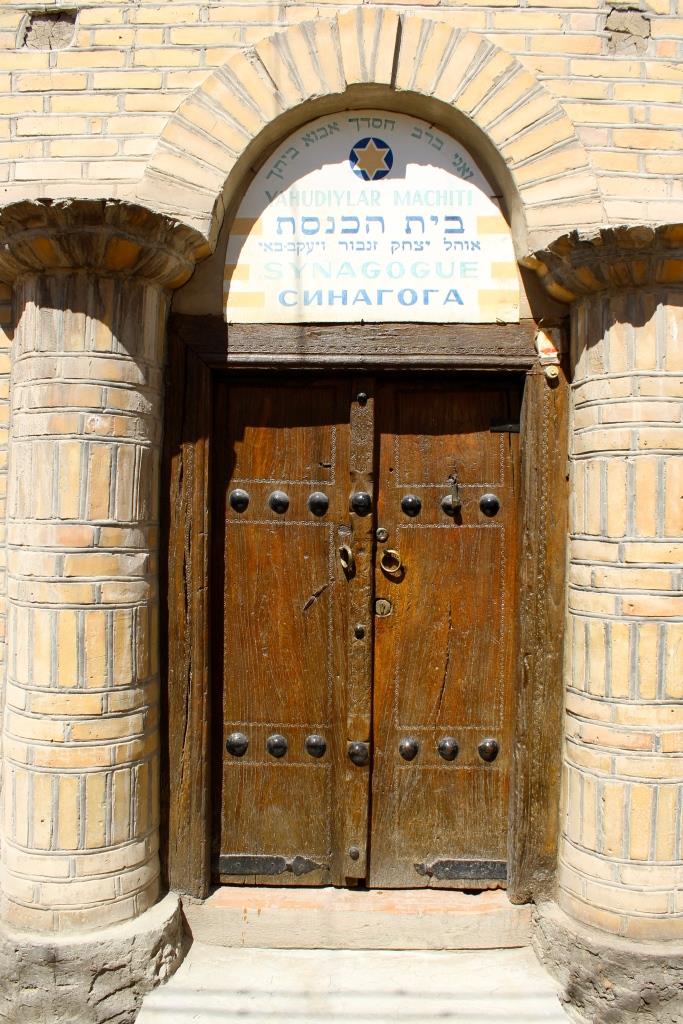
212 377 364 886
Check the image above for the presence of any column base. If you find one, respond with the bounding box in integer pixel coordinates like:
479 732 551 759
533 901 683 1024
0 893 185 1024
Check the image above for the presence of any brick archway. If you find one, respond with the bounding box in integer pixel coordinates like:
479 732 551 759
135 9 603 258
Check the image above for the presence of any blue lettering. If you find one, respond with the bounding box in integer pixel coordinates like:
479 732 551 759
444 289 464 305
278 290 297 307
303 289 323 305
398 288 418 306
328 290 348 305
387 261 404 280
352 289 372 305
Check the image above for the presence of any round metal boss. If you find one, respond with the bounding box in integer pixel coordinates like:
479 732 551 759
266 733 288 758
348 741 370 766
305 734 327 758
479 493 501 517
268 490 290 514
400 494 422 517
229 489 250 513
437 737 459 761
308 492 329 516
350 491 372 516
225 732 248 757
399 737 420 761
478 738 499 763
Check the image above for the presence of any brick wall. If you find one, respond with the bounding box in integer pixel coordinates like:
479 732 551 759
0 0 681 226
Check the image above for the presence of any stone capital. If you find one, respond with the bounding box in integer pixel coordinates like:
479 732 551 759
522 223 683 303
0 198 210 289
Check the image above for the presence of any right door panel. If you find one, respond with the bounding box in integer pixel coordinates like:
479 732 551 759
369 379 521 888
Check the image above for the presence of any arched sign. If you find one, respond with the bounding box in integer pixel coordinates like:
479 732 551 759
224 111 519 324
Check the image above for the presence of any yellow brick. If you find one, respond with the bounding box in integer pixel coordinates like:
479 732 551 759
629 784 653 860
492 10 563 28
85 772 106 848
124 93 181 112
606 459 627 537
86 443 111 520
614 127 683 150
92 27 135 46
113 609 133 687
56 609 79 690
17 72 88 93
130 4 201 23
112 769 131 845
57 775 80 851
562 101 632 124
57 50 125 69
593 151 640 173
610 622 632 699
92 71 163 90
32 772 53 851
51 94 119 114
16 116 89 137
50 138 119 157
134 47 202 67
78 7 125 25
0 97 43 115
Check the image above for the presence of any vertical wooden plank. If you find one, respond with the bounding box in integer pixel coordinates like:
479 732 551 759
507 362 569 904
160 329 212 898
341 377 375 881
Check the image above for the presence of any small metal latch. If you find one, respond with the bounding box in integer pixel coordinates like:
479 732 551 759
490 420 520 433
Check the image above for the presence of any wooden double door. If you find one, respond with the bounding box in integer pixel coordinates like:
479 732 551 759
212 373 521 889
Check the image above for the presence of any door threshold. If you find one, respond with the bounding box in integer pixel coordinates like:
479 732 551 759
181 887 531 951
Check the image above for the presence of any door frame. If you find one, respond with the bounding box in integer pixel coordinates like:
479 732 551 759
160 315 569 905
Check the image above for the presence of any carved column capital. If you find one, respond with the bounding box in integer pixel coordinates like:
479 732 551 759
0 199 210 289
522 223 683 302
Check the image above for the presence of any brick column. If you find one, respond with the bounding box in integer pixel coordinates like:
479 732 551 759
528 227 683 946
562 287 682 941
0 201 204 932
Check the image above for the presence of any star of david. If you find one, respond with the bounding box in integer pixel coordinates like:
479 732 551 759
349 137 393 181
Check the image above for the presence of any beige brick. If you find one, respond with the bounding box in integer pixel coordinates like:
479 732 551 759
130 5 201 24
134 46 202 67
57 50 125 69
16 116 89 137
663 457 683 535
614 127 683 151
32 772 53 851
92 71 163 90
602 781 626 858
92 27 136 46
17 73 88 93
51 94 120 114
57 775 80 851
628 784 654 860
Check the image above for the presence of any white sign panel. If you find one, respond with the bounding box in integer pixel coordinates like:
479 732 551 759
224 111 519 324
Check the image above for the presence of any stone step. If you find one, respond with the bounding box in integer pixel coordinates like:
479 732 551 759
183 886 531 950
137 944 571 1024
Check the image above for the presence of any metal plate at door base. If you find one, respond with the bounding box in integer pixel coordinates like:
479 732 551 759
414 859 507 881
218 854 323 876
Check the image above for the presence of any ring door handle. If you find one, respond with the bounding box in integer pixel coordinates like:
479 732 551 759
380 548 403 576
339 544 355 574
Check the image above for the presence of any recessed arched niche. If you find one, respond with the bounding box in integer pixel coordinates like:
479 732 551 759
224 110 519 325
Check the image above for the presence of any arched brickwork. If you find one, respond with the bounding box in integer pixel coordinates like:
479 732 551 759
135 9 603 257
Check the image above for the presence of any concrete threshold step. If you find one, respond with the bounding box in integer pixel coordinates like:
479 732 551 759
137 944 570 1024
183 886 531 950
